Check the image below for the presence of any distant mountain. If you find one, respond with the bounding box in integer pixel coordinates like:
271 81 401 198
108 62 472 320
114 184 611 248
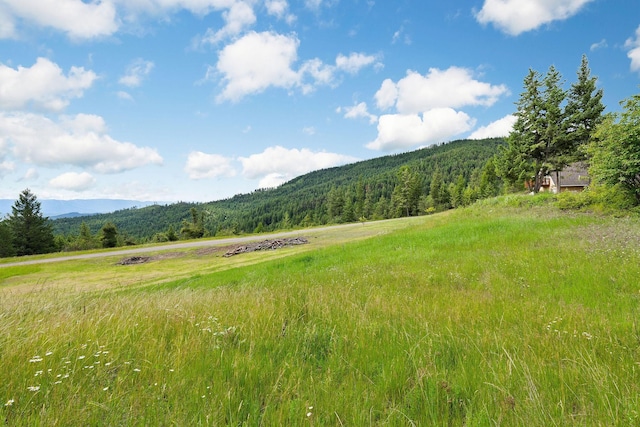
0 199 161 218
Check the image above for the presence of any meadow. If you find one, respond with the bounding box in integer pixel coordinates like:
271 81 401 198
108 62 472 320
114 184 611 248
1 196 639 426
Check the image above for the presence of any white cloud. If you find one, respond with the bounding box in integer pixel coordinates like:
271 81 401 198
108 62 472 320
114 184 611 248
0 58 97 112
0 6 17 38
119 58 154 87
304 0 323 10
239 145 358 187
375 79 399 111
375 67 508 114
340 102 378 124
115 0 237 17
336 53 378 74
302 126 316 136
265 0 295 24
0 160 15 177
468 115 516 139
590 39 607 51
214 31 381 102
366 109 476 151
625 26 640 73
200 1 256 44
0 0 118 40
216 31 300 102
475 0 594 36
0 112 163 173
117 91 134 101
49 172 96 191
23 167 38 180
185 151 236 179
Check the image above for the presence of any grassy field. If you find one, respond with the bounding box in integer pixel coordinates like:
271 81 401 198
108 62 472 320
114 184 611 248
1 197 639 426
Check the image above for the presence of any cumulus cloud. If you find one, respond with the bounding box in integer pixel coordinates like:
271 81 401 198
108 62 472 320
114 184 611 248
335 53 379 74
215 31 300 102
214 31 380 102
468 115 516 139
199 1 256 44
0 58 97 112
0 112 163 173
239 145 358 188
625 26 640 73
49 171 96 191
0 0 118 39
185 151 236 179
375 67 508 114
339 102 378 124
366 109 476 151
119 58 154 87
364 67 509 151
475 0 594 36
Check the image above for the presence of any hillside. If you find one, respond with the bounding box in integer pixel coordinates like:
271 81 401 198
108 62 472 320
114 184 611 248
51 137 503 240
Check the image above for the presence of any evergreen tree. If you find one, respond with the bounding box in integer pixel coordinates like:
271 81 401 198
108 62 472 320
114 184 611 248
100 222 119 248
565 54 605 162
392 166 421 216
8 189 56 256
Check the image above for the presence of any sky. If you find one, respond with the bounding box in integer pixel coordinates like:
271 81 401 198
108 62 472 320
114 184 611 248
0 0 639 203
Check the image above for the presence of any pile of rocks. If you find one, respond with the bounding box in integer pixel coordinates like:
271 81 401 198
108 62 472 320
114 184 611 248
223 237 309 257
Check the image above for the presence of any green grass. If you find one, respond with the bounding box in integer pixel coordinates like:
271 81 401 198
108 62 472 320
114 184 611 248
1 199 640 425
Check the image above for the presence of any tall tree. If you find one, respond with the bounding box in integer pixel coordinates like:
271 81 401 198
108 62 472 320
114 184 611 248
587 94 640 203
8 189 56 256
392 166 421 216
496 69 543 191
564 54 605 162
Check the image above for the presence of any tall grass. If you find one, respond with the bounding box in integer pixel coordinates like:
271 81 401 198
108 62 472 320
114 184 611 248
1 201 639 425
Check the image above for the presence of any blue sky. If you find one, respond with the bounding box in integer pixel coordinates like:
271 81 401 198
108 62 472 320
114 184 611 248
0 0 639 202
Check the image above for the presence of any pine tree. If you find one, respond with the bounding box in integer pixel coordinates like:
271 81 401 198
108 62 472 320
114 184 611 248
565 54 605 162
100 222 119 248
8 189 56 256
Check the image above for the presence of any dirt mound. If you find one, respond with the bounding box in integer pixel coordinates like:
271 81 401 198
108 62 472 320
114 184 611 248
223 237 309 257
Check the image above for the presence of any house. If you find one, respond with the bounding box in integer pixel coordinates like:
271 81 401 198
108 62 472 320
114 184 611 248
540 163 590 193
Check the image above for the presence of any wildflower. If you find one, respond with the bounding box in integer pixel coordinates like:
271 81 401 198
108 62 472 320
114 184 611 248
27 386 40 392
4 399 14 407
35 370 43 377
29 356 43 363
45 351 53 356
133 368 141 372
103 387 109 391
582 332 593 340
78 355 85 360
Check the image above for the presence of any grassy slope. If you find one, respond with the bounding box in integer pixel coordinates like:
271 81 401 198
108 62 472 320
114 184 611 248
1 197 639 425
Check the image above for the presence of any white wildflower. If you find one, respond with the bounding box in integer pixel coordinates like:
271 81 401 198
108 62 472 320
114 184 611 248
27 386 40 392
4 399 14 407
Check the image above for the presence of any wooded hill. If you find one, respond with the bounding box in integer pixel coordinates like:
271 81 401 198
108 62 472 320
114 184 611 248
51 138 504 242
